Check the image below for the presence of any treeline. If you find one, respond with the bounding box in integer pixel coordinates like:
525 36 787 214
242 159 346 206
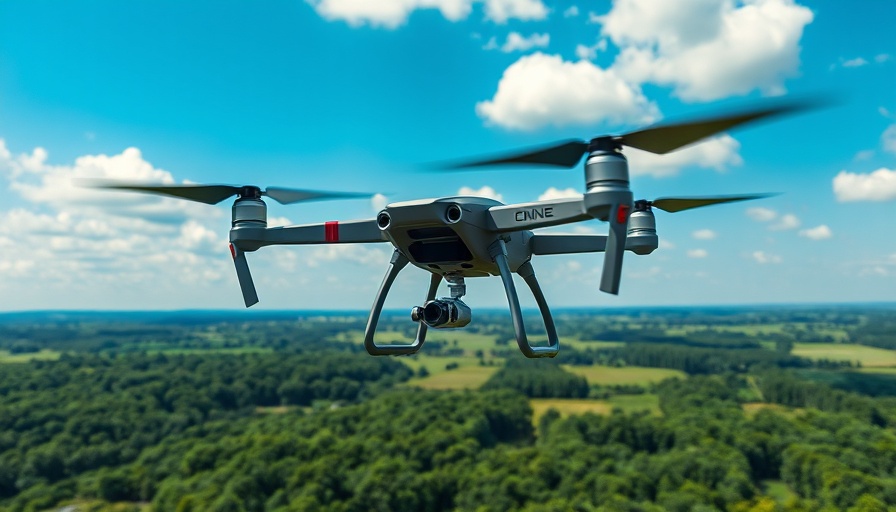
599 343 819 374
481 359 589 398
756 371 893 426
3 353 896 510
0 351 412 509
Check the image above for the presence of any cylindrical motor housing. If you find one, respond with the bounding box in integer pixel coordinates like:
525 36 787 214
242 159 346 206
232 198 267 227
626 209 659 255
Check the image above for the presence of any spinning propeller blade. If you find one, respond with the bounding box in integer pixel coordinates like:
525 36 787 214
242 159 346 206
447 140 588 169
91 183 242 205
230 244 259 308
444 98 820 169
264 187 372 205
646 194 775 213
85 181 373 205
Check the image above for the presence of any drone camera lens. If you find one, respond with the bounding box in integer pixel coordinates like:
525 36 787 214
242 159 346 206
422 301 449 326
446 204 462 224
377 212 391 230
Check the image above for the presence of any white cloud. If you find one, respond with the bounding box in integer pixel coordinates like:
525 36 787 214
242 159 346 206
752 250 781 264
746 206 800 231
602 0 814 101
746 207 777 222
575 39 608 60
687 248 708 258
770 213 800 231
563 5 579 17
625 134 742 177
842 57 869 68
537 187 579 201
305 0 547 28
882 124 896 154
876 54 892 64
371 193 389 212
483 0 548 23
305 0 472 28
692 229 716 240
0 142 243 304
477 52 658 130
458 185 504 201
799 225 832 240
854 149 875 162
307 244 391 268
490 32 549 53
833 168 896 202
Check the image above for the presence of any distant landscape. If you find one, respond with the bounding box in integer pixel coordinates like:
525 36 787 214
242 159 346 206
1 305 895 511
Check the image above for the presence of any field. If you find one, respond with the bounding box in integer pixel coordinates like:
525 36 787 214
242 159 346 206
530 394 661 424
791 343 896 367
407 365 499 390
565 365 685 386
0 349 61 363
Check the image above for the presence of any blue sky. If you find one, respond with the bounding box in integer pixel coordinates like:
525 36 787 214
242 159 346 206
0 0 894 311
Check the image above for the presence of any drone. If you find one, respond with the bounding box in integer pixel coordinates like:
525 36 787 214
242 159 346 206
90 100 812 358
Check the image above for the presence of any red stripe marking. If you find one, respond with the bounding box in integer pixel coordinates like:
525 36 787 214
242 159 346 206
616 204 631 224
229 243 236 260
325 221 339 242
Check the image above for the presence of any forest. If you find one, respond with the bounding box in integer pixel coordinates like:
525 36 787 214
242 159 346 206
0 305 895 511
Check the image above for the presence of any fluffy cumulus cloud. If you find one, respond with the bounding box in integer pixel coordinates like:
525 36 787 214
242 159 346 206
692 229 716 240
746 207 777 222
458 185 504 201
625 134 742 177
0 142 231 299
745 207 801 231
833 168 896 202
799 225 832 240
752 250 781 264
483 0 548 23
882 124 896 155
305 0 546 28
601 0 814 101
537 187 580 201
770 213 800 231
687 248 708 258
484 32 549 52
476 52 658 130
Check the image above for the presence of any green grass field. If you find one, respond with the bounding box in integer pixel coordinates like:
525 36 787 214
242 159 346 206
0 349 61 363
791 343 896 367
565 365 685 386
530 394 661 424
407 365 499 390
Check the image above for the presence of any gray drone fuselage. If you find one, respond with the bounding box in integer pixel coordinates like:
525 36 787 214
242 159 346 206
376 196 531 278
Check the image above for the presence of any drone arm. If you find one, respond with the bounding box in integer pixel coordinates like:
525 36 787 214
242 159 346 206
488 197 591 232
531 234 608 255
364 251 440 356
530 233 659 255
490 239 559 358
230 219 387 251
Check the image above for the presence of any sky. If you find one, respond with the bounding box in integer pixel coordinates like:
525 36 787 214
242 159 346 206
0 0 894 312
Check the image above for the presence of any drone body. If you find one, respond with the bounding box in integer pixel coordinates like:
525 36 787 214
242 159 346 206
89 99 816 358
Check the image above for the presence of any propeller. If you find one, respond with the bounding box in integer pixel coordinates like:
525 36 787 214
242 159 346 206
85 181 373 205
86 180 375 309
637 193 775 213
446 99 819 169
